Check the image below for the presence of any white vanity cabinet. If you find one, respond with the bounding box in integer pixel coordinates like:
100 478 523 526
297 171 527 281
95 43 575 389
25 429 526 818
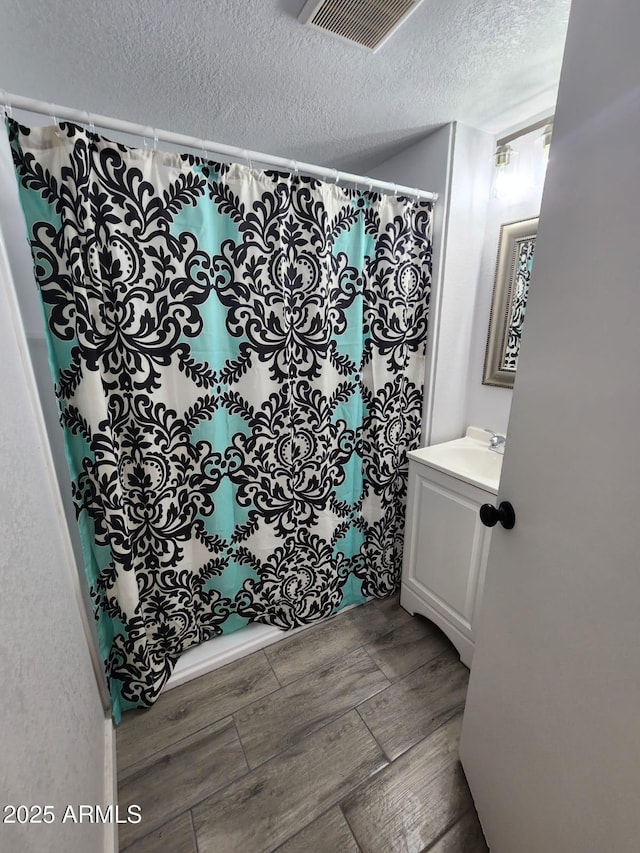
400 434 501 667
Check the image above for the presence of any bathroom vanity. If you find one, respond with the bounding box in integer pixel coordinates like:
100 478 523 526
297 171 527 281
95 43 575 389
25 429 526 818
400 427 503 667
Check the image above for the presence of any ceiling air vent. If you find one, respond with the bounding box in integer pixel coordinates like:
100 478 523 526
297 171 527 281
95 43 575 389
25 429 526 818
298 0 425 51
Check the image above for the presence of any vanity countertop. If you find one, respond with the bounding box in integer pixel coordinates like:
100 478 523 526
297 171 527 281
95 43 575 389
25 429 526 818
407 426 503 494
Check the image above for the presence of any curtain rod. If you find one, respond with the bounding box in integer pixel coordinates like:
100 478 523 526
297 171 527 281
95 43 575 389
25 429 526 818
496 114 554 148
0 91 438 203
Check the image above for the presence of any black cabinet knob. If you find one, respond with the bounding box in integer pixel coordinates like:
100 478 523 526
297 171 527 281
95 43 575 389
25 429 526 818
479 501 516 530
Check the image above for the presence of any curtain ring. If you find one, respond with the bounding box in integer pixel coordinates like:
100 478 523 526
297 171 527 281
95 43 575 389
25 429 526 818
333 168 340 185
83 110 96 136
152 129 158 151
200 139 210 161
367 178 374 193
289 159 299 178
0 89 12 120
49 102 63 138
142 126 150 150
243 149 253 170
392 182 398 197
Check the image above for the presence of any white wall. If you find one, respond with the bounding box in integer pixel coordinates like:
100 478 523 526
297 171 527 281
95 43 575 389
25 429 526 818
465 130 548 436
0 228 114 852
432 123 494 444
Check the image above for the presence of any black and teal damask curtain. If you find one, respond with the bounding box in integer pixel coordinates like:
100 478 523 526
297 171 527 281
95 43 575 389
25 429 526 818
7 118 432 721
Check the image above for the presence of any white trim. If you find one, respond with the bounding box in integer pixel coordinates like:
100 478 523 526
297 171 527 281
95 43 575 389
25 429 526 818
1 91 437 202
104 714 118 853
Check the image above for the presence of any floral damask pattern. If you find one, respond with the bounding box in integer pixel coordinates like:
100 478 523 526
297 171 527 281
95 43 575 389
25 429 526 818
504 236 535 370
8 118 432 720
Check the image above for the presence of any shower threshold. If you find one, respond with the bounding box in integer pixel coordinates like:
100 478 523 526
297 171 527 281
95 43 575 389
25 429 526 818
164 601 364 692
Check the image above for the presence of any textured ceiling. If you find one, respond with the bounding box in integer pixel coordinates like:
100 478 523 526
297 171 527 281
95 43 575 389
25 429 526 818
0 0 571 172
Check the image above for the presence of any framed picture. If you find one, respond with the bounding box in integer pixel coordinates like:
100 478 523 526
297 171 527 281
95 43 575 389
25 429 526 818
482 217 538 388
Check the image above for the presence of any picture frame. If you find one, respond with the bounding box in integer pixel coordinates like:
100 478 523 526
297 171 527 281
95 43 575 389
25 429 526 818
482 216 538 388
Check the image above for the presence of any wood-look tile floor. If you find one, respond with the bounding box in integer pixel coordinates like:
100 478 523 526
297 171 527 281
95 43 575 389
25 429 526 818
116 596 488 852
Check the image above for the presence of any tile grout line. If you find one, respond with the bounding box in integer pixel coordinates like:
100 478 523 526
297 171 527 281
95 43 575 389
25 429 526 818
338 801 364 852
270 802 360 852
235 680 387 773
351 645 461 734
368 626 464 684
130 705 384 832
126 758 258 842
230 715 251 774
358 644 392 687
262 647 284 687
120 642 397 838
349 706 467 803
419 804 478 852
117 715 242 779
181 710 390 848
116 678 283 775
378 643 461 685
120 807 196 852
118 724 256 845
268 642 361 688
379 646 461 690
263 602 395 682
354 705 395 764
176 618 435 780
190 807 200 853
137 717 471 853
230 644 392 772
265 624 394 689
388 703 467 766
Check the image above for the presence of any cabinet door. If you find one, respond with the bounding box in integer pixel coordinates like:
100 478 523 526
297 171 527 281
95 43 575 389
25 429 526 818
403 466 492 641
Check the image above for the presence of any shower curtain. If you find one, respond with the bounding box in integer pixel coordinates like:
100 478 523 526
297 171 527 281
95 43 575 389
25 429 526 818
7 118 433 721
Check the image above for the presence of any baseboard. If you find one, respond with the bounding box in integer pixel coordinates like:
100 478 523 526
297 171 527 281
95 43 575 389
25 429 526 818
104 713 118 853
165 601 365 692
